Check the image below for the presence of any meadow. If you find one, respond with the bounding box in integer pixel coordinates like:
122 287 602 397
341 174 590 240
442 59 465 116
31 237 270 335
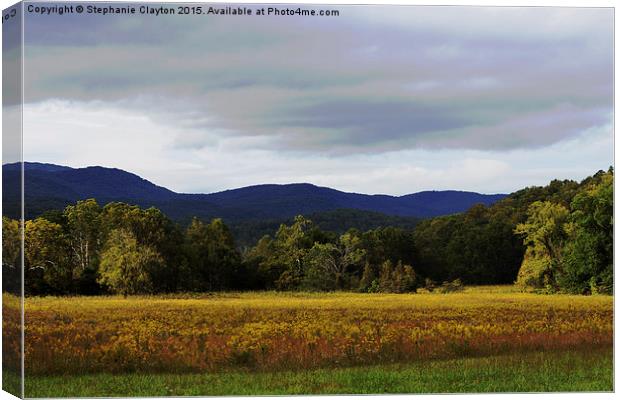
3 286 614 396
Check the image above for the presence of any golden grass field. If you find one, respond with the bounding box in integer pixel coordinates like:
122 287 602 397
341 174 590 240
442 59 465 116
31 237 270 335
3 286 612 379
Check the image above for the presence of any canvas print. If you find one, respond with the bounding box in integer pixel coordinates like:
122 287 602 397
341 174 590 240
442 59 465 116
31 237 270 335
1 1 614 398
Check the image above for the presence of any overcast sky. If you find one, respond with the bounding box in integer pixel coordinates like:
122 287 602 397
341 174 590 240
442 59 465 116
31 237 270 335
13 4 614 195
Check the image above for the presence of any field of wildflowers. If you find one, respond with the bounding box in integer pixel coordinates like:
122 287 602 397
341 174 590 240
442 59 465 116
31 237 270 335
4 286 611 381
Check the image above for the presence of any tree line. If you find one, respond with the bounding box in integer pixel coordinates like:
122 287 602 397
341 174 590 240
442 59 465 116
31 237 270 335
2 168 612 296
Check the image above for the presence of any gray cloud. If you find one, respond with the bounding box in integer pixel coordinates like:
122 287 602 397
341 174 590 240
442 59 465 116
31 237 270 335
22 4 613 154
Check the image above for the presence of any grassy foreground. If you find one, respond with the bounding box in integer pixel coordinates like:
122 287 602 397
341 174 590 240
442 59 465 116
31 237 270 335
23 348 612 396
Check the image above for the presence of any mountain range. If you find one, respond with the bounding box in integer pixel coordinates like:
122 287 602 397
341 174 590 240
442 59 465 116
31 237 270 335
3 162 507 240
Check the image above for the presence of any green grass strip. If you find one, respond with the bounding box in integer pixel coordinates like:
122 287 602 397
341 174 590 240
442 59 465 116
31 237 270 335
23 348 612 397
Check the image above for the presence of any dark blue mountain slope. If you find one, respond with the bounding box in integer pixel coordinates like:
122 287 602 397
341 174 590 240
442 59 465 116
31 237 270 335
2 162 507 223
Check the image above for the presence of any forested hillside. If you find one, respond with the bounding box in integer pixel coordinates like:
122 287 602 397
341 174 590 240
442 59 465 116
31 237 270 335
230 208 421 248
2 168 612 296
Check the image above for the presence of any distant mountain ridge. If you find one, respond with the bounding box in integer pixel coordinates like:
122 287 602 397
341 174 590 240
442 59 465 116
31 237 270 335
2 162 507 224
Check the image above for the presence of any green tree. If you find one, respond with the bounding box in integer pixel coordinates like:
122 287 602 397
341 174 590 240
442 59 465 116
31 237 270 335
2 217 21 293
560 171 613 294
2 217 20 270
243 235 278 289
64 199 102 285
135 207 184 292
514 201 570 290
100 202 143 236
376 260 417 293
302 242 340 291
185 218 240 291
271 216 315 290
306 232 366 289
25 218 71 294
401 263 418 292
98 229 163 296
358 262 376 292
339 232 366 273
101 202 184 292
362 227 414 268
378 260 394 293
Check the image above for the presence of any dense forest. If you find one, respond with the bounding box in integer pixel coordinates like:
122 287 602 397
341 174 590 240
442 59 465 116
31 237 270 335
2 168 613 296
